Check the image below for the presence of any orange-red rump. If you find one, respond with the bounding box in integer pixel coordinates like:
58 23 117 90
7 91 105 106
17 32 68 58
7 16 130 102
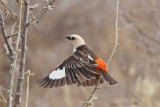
95 58 108 72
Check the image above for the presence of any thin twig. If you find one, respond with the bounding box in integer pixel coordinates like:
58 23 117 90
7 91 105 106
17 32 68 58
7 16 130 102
29 3 42 10
25 75 29 107
0 89 7 103
7 23 17 52
0 0 18 17
0 86 8 103
29 0 55 26
0 86 8 92
107 0 119 66
7 33 18 38
14 0 30 106
82 0 120 106
24 70 34 107
2 44 9 57
8 23 17 38
82 76 102 107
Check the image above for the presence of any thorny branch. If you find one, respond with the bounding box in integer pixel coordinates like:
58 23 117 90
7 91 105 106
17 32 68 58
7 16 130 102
82 0 120 107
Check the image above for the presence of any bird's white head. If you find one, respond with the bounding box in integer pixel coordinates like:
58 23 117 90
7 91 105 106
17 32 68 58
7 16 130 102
65 34 85 50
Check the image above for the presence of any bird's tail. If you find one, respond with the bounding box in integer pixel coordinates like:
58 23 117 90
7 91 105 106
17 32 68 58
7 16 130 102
100 69 118 85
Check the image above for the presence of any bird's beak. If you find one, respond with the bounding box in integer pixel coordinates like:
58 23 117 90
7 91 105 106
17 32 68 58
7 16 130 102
65 36 71 40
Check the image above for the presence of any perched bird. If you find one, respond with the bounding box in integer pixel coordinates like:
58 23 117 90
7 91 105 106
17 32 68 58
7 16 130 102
37 34 118 88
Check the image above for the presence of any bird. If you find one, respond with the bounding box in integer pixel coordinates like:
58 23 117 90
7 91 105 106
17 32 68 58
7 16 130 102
37 34 118 88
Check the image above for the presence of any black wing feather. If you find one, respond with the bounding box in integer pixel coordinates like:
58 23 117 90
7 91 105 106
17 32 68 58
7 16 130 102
37 45 104 88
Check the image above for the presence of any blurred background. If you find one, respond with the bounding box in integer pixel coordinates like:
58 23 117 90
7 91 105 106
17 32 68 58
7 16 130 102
0 0 160 107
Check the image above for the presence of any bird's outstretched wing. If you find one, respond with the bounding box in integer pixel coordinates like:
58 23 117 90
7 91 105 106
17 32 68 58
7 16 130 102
37 48 104 88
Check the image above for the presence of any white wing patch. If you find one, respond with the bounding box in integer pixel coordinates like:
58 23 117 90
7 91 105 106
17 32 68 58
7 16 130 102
73 48 77 53
49 67 66 80
88 55 93 61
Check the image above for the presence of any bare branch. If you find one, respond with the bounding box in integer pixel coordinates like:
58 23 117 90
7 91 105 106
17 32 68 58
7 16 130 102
0 89 7 103
81 76 102 107
107 0 119 66
14 0 30 106
7 33 18 38
6 60 14 107
0 85 8 103
0 0 18 17
0 11 15 57
6 0 24 106
30 0 55 26
29 3 42 10
0 86 8 92
24 70 34 107
9 23 17 37
0 11 16 107
82 0 120 106
3 44 9 56
1 0 56 107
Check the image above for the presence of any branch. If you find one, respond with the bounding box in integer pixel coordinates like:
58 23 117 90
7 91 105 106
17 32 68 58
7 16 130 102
0 89 7 103
82 76 102 107
0 0 56 107
24 70 34 107
0 8 16 107
29 3 42 10
14 0 30 106
8 23 17 38
6 0 24 106
0 11 15 57
82 0 120 106
0 86 8 92
29 0 55 27
0 0 18 17
107 0 119 66
0 85 8 103
35 0 55 24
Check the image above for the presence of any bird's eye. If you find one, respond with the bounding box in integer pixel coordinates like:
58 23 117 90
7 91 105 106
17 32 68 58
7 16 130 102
72 37 75 40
